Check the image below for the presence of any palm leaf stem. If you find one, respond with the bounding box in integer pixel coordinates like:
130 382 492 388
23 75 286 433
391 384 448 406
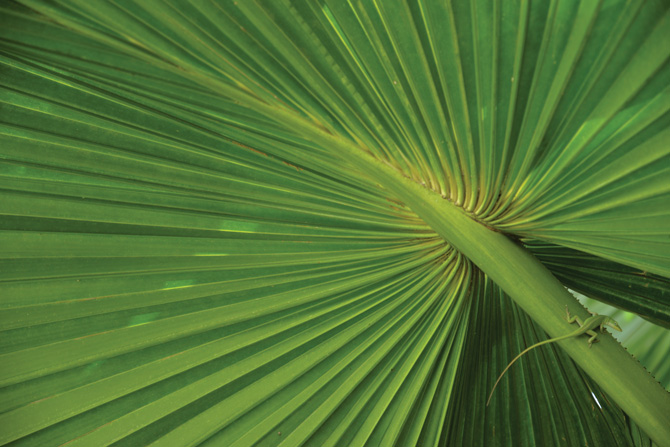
353 143 670 444
251 101 670 443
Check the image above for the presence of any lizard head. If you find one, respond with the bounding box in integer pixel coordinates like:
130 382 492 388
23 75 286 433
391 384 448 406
605 318 622 332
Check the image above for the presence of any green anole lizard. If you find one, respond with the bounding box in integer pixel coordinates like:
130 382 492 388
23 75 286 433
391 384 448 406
486 306 622 406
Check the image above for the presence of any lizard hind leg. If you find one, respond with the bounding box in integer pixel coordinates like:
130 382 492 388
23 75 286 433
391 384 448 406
565 307 582 326
587 330 600 347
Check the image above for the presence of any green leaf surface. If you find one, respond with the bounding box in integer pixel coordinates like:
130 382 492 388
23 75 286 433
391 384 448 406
450 272 652 447
577 295 670 391
528 240 670 329
1 1 669 446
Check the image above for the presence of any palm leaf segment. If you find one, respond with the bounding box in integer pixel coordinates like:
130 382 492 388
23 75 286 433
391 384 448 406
0 1 669 446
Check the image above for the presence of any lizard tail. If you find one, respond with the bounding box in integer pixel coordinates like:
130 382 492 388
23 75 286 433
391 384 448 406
486 339 554 406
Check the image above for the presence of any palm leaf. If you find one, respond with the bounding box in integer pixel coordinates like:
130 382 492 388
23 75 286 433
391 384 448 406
574 295 670 390
528 240 670 329
1 1 669 446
